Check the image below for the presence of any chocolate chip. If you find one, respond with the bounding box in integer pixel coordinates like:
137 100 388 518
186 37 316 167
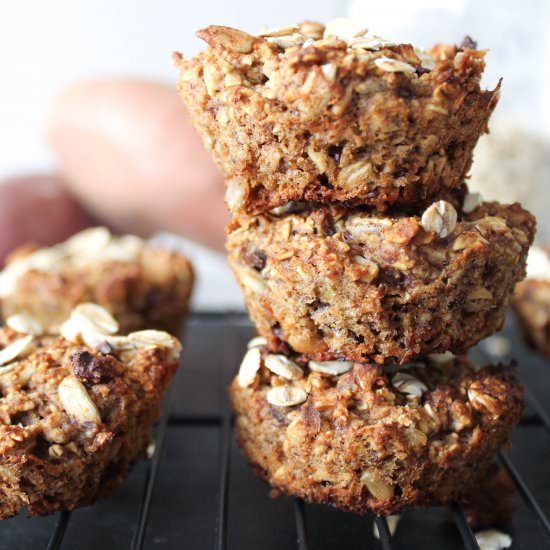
459 36 477 50
70 351 120 384
396 85 415 98
415 66 430 76
242 247 267 271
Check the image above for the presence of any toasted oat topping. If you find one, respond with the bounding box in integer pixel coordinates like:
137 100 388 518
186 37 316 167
374 57 416 73
264 354 303 380
421 201 458 238
247 336 268 349
474 529 512 550
237 347 262 387
266 386 308 407
0 336 34 367
58 375 102 424
308 360 354 375
392 372 428 397
60 304 182 361
0 227 148 297
6 314 43 336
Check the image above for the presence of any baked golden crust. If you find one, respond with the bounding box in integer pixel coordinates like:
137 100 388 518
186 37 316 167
513 278 550 358
0 228 194 335
230 347 523 515
227 201 535 364
0 321 180 518
176 22 499 216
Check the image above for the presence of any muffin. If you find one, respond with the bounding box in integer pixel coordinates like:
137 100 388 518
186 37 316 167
0 305 181 518
176 21 500 216
512 246 550 358
0 227 194 335
230 341 523 515
227 199 535 364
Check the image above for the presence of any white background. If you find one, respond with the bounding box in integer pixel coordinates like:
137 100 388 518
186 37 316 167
0 0 548 309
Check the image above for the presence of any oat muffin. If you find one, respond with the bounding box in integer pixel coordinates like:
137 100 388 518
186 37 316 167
230 341 523 515
227 199 535 364
176 21 500 216
0 305 181 518
512 247 550 358
0 227 194 335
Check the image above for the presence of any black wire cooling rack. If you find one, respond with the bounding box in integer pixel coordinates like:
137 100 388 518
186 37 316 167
2 312 550 549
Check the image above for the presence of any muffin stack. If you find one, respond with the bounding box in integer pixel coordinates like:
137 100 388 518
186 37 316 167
177 20 536 514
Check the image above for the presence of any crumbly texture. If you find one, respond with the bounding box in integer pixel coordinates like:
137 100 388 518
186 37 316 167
0 232 194 336
0 327 179 518
512 279 550 358
227 201 535 364
230 350 523 515
176 23 500 216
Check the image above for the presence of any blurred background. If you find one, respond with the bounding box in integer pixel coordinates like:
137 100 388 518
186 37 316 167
1 0 549 309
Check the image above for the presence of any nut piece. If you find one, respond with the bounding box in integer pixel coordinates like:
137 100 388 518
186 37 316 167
266 386 307 407
264 354 303 380
352 255 379 283
6 314 43 336
421 200 458 238
474 529 512 550
392 372 428 397
58 375 101 424
237 347 262 387
463 192 483 214
247 336 267 349
308 360 353 375
0 336 34 367
374 57 416 73
361 470 394 500
128 330 182 360
197 25 255 54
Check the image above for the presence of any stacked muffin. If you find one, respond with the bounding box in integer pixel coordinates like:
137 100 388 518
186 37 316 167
177 21 535 514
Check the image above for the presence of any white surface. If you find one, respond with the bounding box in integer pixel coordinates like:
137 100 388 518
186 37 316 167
1 1 549 309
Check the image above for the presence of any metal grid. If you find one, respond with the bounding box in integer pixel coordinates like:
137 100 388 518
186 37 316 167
3 312 550 549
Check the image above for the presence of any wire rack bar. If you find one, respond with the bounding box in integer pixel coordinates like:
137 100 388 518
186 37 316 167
450 503 480 550
293 499 309 550
45 511 71 550
498 452 550 535
168 414 222 427
215 411 232 550
374 516 393 550
523 386 550 435
130 391 173 550
215 314 240 550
